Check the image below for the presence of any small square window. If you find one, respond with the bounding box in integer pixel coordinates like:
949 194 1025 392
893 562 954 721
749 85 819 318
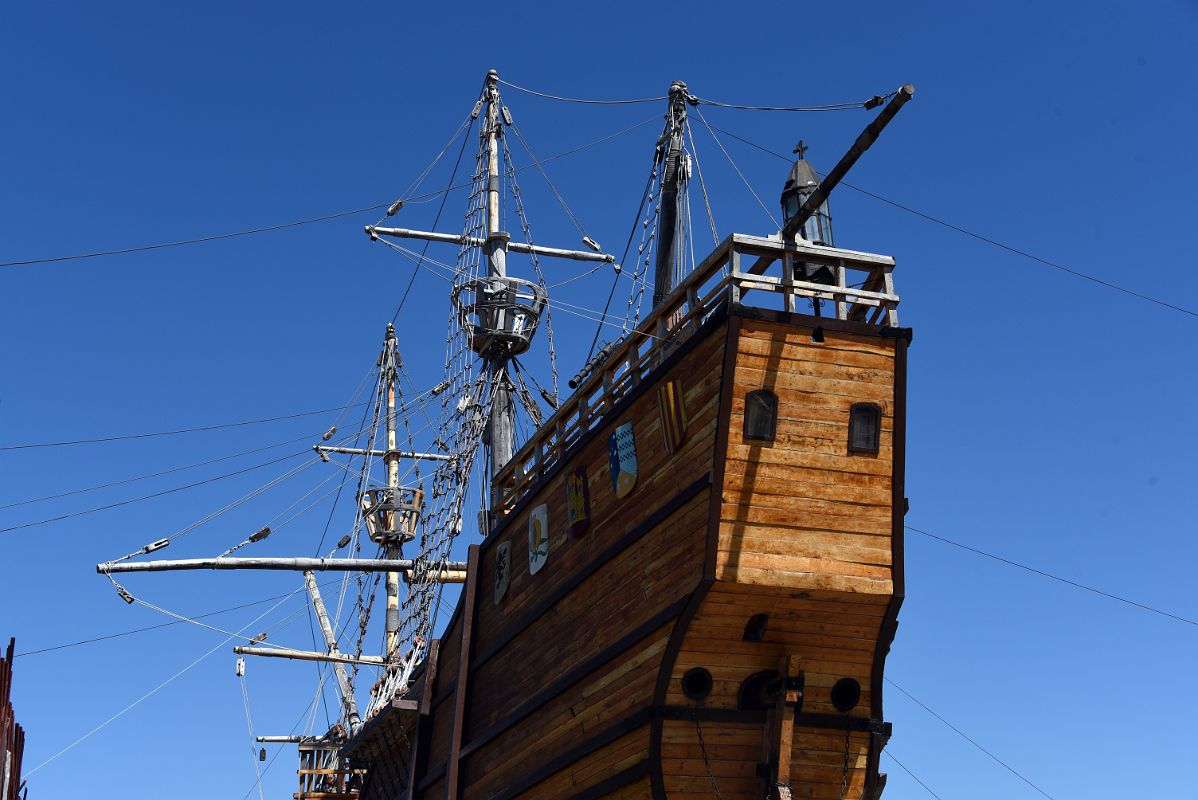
848 403 881 455
744 390 778 442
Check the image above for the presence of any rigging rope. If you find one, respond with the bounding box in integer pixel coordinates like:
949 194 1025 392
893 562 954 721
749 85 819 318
704 121 1198 320
886 678 1056 799
26 589 302 776
496 78 667 105
0 402 371 452
692 107 780 229
881 751 946 800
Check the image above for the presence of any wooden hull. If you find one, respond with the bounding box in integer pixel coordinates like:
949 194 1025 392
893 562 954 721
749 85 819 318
346 304 909 800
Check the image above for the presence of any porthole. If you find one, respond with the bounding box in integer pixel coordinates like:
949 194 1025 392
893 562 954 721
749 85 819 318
744 390 778 443
681 667 713 701
848 402 881 455
830 677 861 712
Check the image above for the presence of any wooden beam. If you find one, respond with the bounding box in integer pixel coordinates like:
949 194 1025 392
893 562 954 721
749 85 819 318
97 557 467 575
444 544 481 800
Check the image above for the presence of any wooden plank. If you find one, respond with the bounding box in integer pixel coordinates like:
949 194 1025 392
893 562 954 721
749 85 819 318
443 544 481 800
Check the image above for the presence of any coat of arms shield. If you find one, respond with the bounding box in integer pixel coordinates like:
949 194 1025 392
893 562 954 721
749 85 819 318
657 379 689 455
528 504 549 575
493 540 511 604
566 467 590 537
608 422 638 499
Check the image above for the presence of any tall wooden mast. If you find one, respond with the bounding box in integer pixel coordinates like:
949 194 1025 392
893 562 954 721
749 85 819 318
480 70 517 477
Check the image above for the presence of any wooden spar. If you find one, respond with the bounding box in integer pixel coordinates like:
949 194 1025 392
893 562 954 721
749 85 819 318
484 70 516 478
782 84 914 239
314 444 452 462
256 735 304 743
96 557 468 574
233 646 387 666
304 571 361 731
365 227 615 264
383 325 402 659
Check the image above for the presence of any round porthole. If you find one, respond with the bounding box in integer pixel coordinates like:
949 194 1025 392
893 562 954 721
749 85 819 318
830 677 861 712
681 667 713 701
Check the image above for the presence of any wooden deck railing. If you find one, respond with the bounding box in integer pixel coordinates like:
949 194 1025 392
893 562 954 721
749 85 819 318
295 743 366 800
491 232 899 513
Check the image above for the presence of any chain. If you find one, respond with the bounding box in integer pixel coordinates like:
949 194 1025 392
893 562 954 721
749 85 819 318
692 713 724 800
839 726 851 800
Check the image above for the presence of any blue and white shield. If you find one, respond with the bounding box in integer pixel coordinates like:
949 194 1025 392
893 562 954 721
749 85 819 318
608 422 638 499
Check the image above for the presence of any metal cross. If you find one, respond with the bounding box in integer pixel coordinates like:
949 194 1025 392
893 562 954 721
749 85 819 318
793 139 808 159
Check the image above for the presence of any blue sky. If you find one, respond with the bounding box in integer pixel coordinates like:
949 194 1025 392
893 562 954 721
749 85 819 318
3 1 1197 798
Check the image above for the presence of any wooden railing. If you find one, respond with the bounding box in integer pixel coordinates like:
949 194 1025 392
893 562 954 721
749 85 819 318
491 232 899 513
295 743 365 800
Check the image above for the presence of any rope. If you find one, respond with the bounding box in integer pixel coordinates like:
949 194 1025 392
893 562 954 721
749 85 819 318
692 107 780 229
509 119 592 241
496 77 666 105
238 668 266 800
881 750 946 800
0 401 370 451
704 120 1198 320
692 90 895 112
1 205 388 269
887 678 1056 799
26 590 300 776
685 119 719 246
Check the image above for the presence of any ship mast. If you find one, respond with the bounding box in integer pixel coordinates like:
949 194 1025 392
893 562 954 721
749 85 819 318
366 69 618 486
480 70 517 478
652 80 692 309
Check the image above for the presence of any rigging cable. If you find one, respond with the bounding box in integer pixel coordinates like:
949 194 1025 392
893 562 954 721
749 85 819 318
692 107 780 229
238 665 267 800
25 588 304 776
495 78 667 105
0 402 370 452
496 76 891 112
881 750 946 800
1 117 657 270
886 678 1055 800
685 118 719 246
390 107 477 323
14 579 342 658
906 524 1198 627
508 118 594 243
704 122 1198 320
0 430 323 511
0 449 310 535
0 205 388 269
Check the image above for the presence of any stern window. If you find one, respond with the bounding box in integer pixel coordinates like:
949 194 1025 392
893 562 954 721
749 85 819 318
744 390 778 443
848 403 882 455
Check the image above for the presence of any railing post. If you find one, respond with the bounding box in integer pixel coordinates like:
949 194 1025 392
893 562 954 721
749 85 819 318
836 259 848 320
883 268 899 325
729 248 742 305
783 251 796 314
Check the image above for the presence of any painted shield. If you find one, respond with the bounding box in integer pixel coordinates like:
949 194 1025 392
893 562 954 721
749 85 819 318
657 379 689 455
608 422 638 499
566 467 591 537
528 504 549 575
493 540 511 605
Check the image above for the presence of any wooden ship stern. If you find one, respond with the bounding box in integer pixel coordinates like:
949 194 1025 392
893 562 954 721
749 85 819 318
345 228 909 800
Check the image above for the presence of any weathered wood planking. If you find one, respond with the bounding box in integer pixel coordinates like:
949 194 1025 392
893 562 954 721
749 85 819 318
363 308 907 800
656 316 905 799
